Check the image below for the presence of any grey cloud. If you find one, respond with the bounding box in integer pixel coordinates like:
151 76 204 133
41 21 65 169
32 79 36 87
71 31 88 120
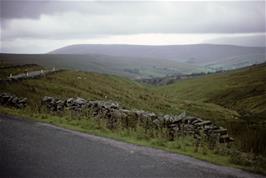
1 1 266 53
1 1 265 34
0 1 158 19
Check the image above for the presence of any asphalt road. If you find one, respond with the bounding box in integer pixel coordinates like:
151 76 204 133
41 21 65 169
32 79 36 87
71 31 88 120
0 114 264 178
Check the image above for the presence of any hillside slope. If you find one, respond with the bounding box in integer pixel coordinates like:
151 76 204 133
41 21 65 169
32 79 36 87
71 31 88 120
1 62 266 157
157 63 266 122
1 63 265 123
156 63 266 155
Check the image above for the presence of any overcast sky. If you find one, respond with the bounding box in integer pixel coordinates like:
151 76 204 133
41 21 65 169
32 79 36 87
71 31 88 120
0 0 265 53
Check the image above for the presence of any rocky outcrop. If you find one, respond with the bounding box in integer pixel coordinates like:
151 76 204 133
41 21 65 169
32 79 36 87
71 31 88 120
0 93 27 108
41 96 234 144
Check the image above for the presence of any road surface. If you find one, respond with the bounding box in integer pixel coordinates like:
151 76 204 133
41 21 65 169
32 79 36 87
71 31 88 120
0 114 264 178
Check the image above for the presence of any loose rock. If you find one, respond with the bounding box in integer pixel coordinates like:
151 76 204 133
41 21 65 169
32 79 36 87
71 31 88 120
0 93 27 108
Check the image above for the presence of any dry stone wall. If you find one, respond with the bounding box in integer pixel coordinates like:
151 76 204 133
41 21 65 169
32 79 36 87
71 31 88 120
0 92 234 145
0 69 62 84
0 93 27 108
41 96 234 144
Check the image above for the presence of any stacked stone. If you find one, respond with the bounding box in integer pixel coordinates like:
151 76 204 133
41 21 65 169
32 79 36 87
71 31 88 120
41 96 234 144
65 97 88 111
41 96 65 111
0 93 27 108
87 100 121 129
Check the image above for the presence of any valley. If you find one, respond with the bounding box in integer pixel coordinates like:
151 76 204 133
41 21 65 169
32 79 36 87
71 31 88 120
1 1 265 177
0 60 266 174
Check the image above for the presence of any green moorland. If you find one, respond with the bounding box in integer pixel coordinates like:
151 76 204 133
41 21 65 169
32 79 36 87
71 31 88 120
0 62 266 174
157 63 266 164
157 63 266 119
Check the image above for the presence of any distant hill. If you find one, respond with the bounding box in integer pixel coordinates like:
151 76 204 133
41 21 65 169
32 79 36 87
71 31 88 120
1 44 265 79
0 53 205 79
50 44 266 70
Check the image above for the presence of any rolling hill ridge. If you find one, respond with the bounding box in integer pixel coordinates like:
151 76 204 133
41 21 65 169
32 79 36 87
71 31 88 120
50 44 266 70
2 44 265 79
0 53 205 79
